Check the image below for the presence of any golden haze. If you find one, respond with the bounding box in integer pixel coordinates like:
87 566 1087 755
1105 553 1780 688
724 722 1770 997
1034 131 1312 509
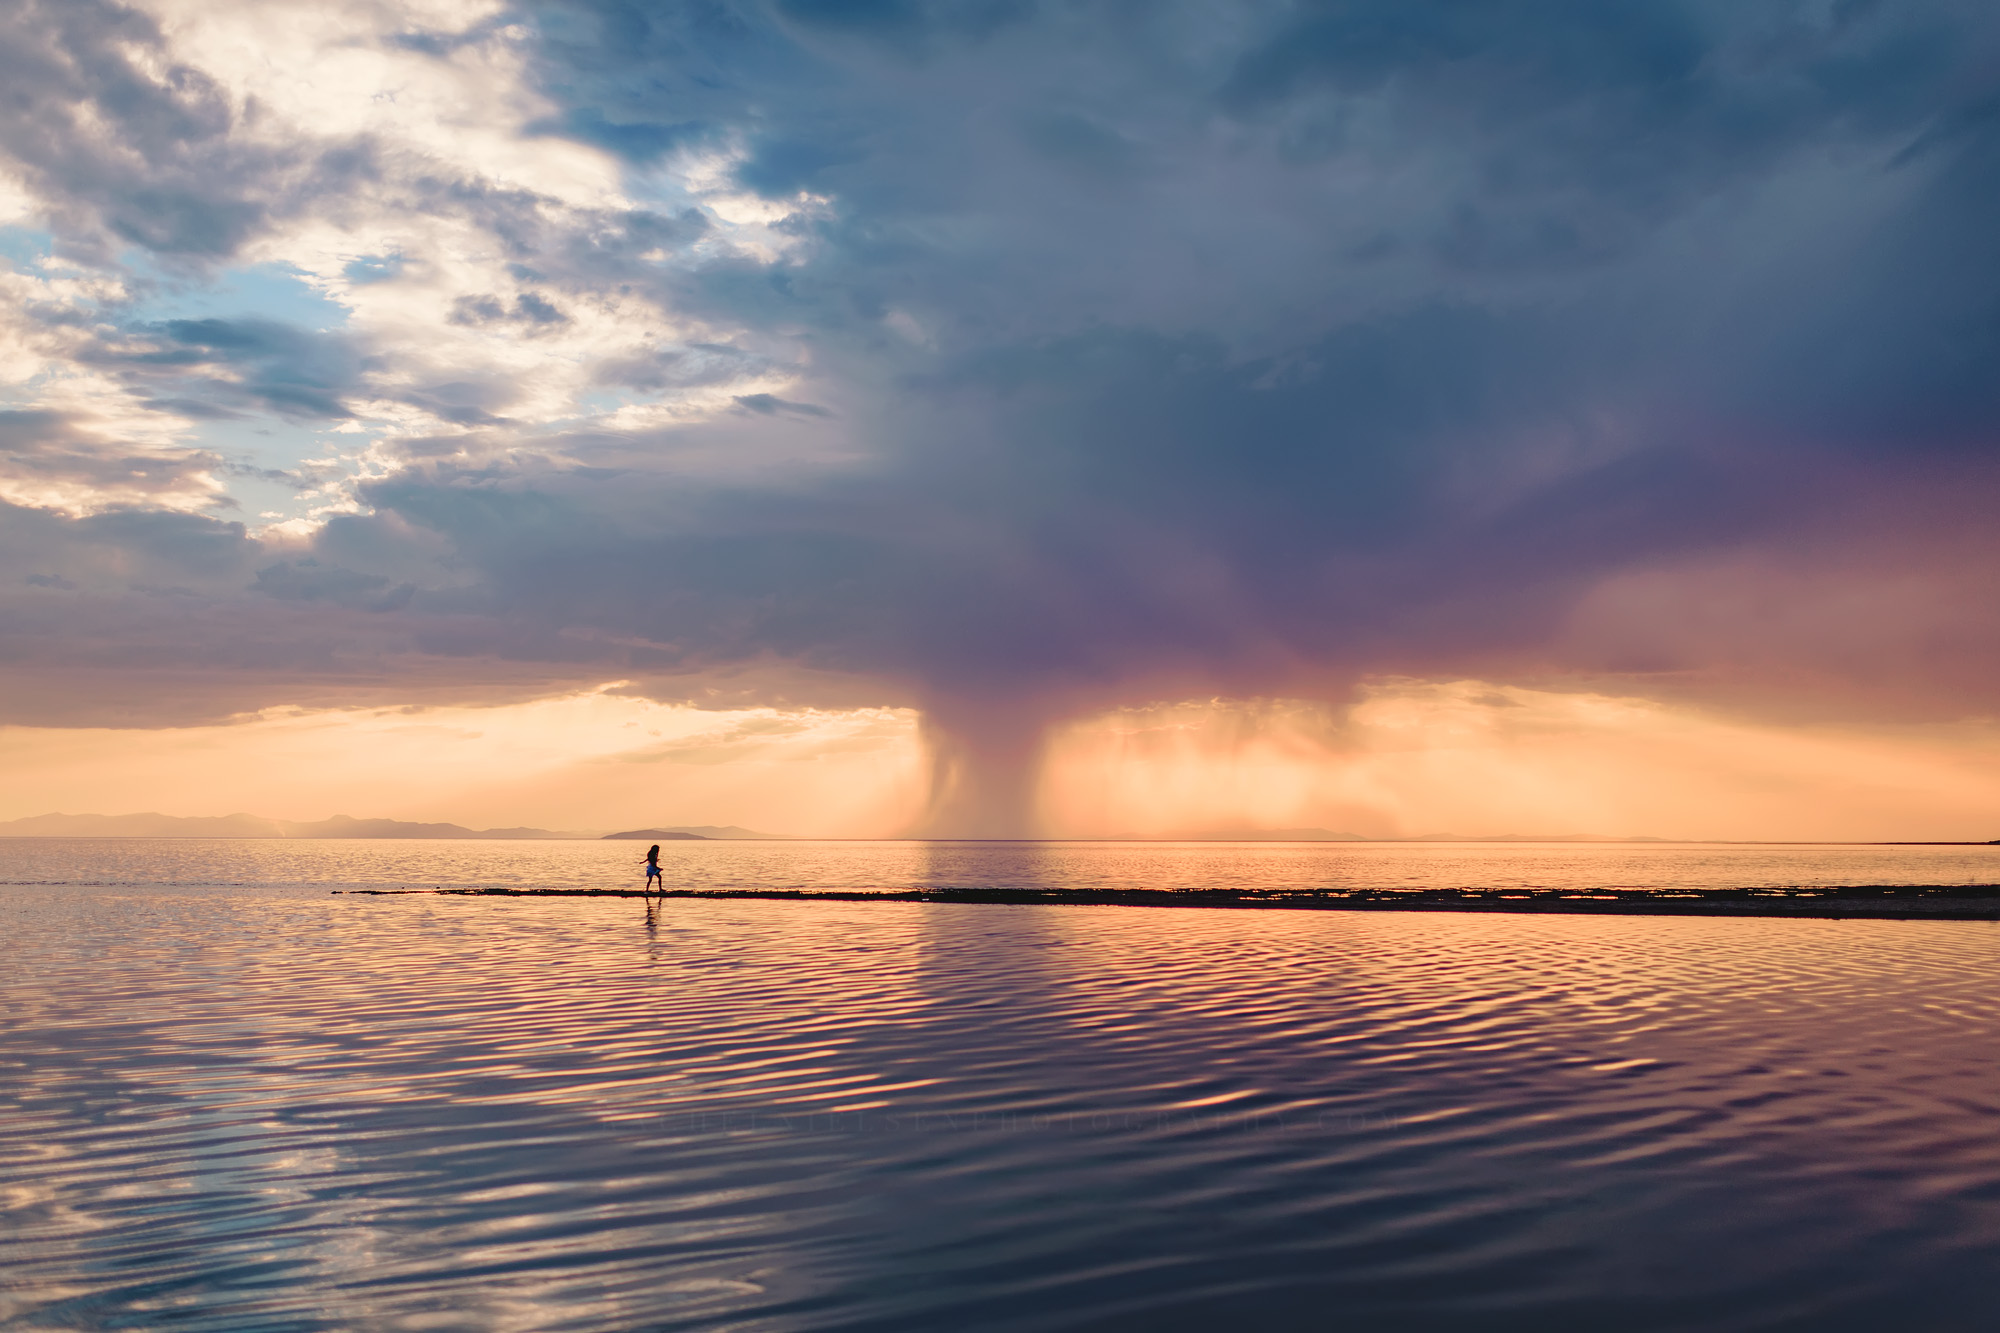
1 680 1996 840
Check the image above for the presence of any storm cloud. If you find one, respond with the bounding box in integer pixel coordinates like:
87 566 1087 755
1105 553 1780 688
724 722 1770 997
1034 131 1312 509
1 0 1997 831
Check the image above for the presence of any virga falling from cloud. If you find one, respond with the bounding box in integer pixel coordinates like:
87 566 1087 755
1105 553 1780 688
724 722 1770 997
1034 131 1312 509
1042 684 2000 842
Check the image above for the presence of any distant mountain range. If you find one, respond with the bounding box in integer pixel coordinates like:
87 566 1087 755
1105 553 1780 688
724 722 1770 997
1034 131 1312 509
0 812 597 839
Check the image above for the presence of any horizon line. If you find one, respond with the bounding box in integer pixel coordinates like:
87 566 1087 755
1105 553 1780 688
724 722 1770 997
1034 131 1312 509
1 813 1995 846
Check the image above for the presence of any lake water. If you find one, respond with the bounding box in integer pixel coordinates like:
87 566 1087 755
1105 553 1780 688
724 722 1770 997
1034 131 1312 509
4 840 1999 1330
4 836 1999 894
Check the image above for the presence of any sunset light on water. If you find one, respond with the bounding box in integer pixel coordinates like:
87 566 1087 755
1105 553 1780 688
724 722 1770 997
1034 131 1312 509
6 855 2000 1329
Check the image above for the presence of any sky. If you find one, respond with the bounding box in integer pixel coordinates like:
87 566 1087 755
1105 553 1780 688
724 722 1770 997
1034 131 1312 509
2 0 1998 838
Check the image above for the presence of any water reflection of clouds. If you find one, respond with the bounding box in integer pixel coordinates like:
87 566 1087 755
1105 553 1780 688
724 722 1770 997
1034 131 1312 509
6 870 2000 1328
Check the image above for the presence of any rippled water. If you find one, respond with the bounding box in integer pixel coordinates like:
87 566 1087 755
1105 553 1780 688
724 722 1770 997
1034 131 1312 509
5 843 2000 1330
4 836 1999 893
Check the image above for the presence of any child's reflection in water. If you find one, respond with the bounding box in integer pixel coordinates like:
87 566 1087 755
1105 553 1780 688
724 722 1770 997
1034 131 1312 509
643 896 668 956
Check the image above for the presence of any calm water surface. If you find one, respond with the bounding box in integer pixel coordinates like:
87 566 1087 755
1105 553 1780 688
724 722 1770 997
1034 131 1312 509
4 836 1999 893
4 841 1999 1331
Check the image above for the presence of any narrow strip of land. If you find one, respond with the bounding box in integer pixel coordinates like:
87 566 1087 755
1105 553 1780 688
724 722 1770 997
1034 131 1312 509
334 884 2000 919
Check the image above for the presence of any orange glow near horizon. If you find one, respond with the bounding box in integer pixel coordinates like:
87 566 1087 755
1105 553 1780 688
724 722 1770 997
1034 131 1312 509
3 678 1998 840
0 688 930 837
1038 681 2000 842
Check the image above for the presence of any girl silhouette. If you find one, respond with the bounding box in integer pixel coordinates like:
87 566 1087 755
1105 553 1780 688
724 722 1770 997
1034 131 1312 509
644 843 664 892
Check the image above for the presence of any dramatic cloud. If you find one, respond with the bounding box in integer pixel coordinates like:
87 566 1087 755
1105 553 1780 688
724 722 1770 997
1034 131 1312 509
2 0 1998 832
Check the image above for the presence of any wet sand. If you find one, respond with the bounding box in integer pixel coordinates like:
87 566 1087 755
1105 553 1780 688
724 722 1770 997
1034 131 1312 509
338 883 2000 919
